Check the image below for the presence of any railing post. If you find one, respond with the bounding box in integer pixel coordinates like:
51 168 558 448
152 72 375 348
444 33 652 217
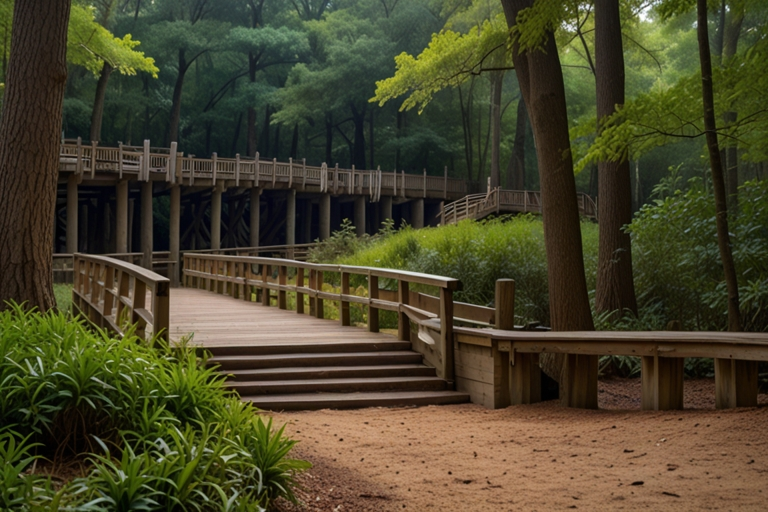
296 267 305 314
153 281 170 343
315 270 325 319
261 264 270 306
309 269 316 317
340 271 350 326
368 274 379 333
397 280 410 341
278 265 287 309
439 286 454 386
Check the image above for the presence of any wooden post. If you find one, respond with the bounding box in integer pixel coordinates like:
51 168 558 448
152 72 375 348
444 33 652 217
211 152 218 185
412 198 424 229
286 189 296 246
90 140 98 179
354 196 366 237
440 287 455 386
309 269 316 317
272 158 277 187
211 185 222 250
261 264 270 306
443 166 448 199
563 354 599 409
296 267 305 314
169 185 181 287
142 139 150 181
641 356 684 410
153 281 170 343
319 193 331 240
340 271 350 326
368 274 379 333
66 174 78 253
141 181 153 270
235 153 241 187
423 169 427 198
168 141 178 183
715 358 758 408
401 170 405 197
278 265 287 309
118 142 124 179
315 270 324 319
75 136 83 180
302 158 307 191
397 280 410 342
333 163 339 194
250 187 260 247
288 157 293 188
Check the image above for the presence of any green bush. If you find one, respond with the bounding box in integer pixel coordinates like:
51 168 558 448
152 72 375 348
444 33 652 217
0 305 309 510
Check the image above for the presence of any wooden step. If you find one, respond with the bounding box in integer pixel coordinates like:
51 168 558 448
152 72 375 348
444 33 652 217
242 390 471 411
206 340 412 357
210 351 423 371
227 376 446 395
226 364 437 381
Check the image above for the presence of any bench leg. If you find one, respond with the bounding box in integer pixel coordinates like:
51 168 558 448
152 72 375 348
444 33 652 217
641 356 684 410
509 352 541 406
715 359 758 408
563 354 598 409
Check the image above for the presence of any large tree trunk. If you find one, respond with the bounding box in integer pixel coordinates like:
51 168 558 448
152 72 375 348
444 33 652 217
721 6 743 214
697 0 741 331
90 61 113 143
594 0 638 317
489 71 503 188
0 0 72 312
501 0 595 405
168 49 188 144
506 98 527 189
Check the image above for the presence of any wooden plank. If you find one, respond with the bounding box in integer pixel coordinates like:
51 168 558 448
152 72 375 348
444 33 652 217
510 351 540 406
715 358 758 408
641 356 684 411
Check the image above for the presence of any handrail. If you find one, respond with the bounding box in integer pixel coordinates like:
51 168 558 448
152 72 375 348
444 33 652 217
183 253 463 383
59 139 468 200
72 254 170 342
441 188 598 224
53 251 173 283
186 243 318 261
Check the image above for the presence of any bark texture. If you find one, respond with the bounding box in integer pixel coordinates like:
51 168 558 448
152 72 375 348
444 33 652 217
0 0 72 311
697 0 741 331
594 0 638 317
501 0 595 398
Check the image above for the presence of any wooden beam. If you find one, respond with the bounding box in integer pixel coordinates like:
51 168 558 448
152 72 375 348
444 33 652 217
715 358 758 408
641 356 684 410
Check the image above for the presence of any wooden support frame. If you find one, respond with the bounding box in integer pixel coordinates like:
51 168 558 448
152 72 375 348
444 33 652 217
641 356 684 410
715 358 758 408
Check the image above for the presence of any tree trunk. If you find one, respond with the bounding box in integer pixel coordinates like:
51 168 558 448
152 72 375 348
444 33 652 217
260 106 271 157
168 49 188 144
395 110 403 170
0 0 71 312
90 61 113 143
490 71 503 188
501 0 595 401
231 111 243 156
351 104 367 170
506 98 527 189
290 123 299 159
325 113 333 164
594 0 638 318
721 7 743 214
369 109 375 169
696 0 741 331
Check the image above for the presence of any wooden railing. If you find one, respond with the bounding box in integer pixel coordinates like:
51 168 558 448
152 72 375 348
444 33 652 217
54 251 173 283
183 253 475 384
59 138 468 200
186 243 318 262
441 188 598 224
73 254 170 342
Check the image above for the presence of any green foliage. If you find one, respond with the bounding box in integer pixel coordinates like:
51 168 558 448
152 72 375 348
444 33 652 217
0 306 308 509
628 177 768 331
54 284 73 313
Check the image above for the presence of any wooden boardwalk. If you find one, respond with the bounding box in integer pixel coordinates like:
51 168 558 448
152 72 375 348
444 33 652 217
169 288 398 348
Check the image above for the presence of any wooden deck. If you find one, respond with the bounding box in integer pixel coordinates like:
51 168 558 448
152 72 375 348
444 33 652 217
169 288 399 348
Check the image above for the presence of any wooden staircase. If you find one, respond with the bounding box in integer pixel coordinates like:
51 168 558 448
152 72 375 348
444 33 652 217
208 340 470 410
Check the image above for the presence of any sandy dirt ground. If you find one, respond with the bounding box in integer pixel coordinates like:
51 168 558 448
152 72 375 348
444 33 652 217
273 378 768 512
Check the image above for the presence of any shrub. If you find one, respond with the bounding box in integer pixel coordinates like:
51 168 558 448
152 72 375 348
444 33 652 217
0 305 309 510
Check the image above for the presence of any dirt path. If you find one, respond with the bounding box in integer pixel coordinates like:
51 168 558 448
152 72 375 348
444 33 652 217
273 379 768 511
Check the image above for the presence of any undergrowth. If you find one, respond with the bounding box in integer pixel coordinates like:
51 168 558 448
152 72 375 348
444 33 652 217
0 304 309 511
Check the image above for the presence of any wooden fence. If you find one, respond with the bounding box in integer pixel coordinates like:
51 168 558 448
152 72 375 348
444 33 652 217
72 254 170 342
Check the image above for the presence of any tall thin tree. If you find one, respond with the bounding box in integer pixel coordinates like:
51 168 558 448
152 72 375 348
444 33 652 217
0 0 73 311
594 0 638 317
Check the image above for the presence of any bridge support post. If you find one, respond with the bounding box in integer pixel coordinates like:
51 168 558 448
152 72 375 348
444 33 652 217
116 180 128 253
563 354 599 409
715 359 758 408
250 187 260 247
169 184 181 287
66 174 78 253
302 199 312 243
412 198 424 229
141 181 153 270
211 185 222 251
380 195 392 228
319 193 331 240
354 196 366 237
286 189 296 247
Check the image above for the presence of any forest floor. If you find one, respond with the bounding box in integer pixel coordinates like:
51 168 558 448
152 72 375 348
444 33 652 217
273 377 768 512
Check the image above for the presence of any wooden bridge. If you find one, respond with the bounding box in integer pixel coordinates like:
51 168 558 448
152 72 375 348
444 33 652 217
440 188 598 224
72 253 768 412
